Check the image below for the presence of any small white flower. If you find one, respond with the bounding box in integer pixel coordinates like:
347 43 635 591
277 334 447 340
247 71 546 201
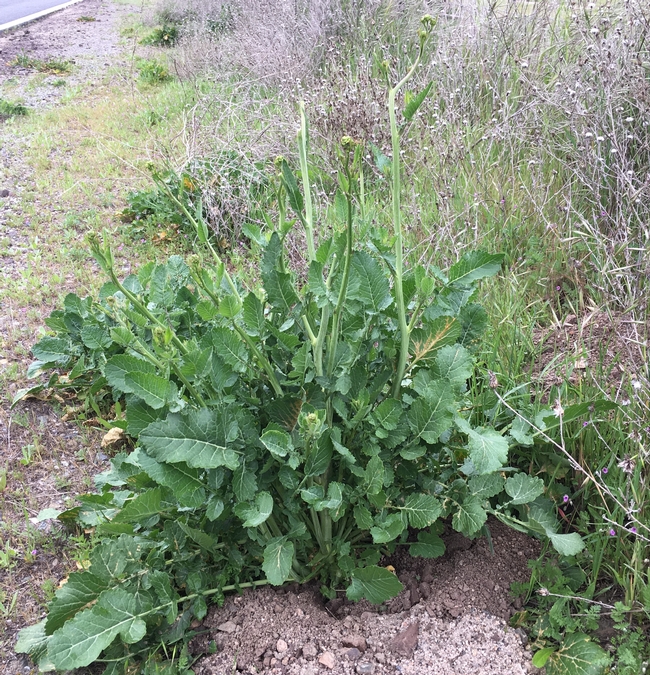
626 117 634 122
632 379 642 390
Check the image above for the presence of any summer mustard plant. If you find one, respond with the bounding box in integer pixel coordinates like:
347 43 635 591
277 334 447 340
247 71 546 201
15 18 582 673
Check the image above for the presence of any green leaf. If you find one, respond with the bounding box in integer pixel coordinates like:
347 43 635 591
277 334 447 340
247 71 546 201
400 494 442 528
448 251 504 286
113 488 162 523
262 537 295 586
218 294 242 318
433 345 474 386
407 383 455 444
233 462 258 501
505 473 545 505
265 271 299 312
353 505 373 530
545 633 609 675
242 292 266 336
466 427 508 475
32 337 71 365
45 572 110 633
80 325 112 350
134 450 205 508
123 372 170 410
304 433 333 477
15 620 50 662
260 427 293 459
211 327 248 372
548 532 585 557
105 355 155 393
372 398 402 431
409 531 446 558
139 409 240 470
532 647 556 668
346 566 403 604
452 495 487 535
403 81 433 121
469 473 505 499
370 513 405 543
235 491 273 528
46 587 149 669
363 455 384 495
126 401 167 438
280 160 304 217
459 303 488 345
348 251 392 313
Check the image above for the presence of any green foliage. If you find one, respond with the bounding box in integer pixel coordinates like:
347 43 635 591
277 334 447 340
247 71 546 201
16 22 579 671
137 59 171 85
141 24 180 47
0 98 28 119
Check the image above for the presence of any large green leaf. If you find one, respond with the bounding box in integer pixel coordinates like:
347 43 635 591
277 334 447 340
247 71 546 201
548 532 585 556
265 270 299 312
15 621 51 667
545 633 609 675
407 383 455 444
505 473 545 505
123 372 170 410
80 325 112 350
400 494 442 528
346 566 404 604
32 337 71 365
242 292 266 336
371 398 402 431
45 572 111 634
348 251 392 313
113 488 162 524
233 461 258 501
135 450 205 508
370 513 405 543
46 587 149 669
139 409 240 470
363 455 385 495
448 251 504 286
262 537 295 586
466 427 508 475
433 345 474 386
211 327 248 372
104 355 156 393
469 473 505 499
304 434 333 477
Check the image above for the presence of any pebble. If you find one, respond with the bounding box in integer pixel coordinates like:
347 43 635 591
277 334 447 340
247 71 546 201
342 634 367 652
356 663 375 674
318 651 336 669
276 639 288 653
302 643 318 658
345 647 362 661
389 621 420 656
217 621 237 634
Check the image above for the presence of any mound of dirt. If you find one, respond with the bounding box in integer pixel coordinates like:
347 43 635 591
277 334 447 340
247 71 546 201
193 520 541 675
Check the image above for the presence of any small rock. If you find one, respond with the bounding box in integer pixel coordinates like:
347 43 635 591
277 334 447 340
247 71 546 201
345 648 361 661
318 651 337 669
375 652 386 663
356 663 375 675
341 634 367 652
389 621 419 657
276 639 288 653
418 582 430 599
217 621 237 634
302 643 318 658
0 189 10 198
409 584 420 605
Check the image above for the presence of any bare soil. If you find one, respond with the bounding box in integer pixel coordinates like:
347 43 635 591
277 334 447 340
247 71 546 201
0 3 544 674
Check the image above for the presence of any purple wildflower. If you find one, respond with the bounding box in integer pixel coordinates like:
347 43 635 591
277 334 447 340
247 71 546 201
609 529 616 536
563 495 569 503
602 467 608 475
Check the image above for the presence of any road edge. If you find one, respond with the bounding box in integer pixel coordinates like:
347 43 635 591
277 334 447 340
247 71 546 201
0 0 86 33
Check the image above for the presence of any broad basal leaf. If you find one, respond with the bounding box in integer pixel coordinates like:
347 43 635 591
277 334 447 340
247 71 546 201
262 537 295 586
370 513 405 543
372 398 402 431
104 355 156 393
242 292 266 336
233 461 258 501
112 488 162 524
260 427 293 459
400 494 442 529
139 409 240 470
46 587 148 669
134 449 205 508
505 473 545 505
469 473 505 499
32 337 71 365
548 532 585 557
433 345 474 386
363 455 385 495
346 566 404 604
123 372 170 410
45 572 111 633
546 633 609 675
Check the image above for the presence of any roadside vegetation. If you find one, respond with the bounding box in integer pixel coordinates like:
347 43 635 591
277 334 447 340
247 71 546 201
0 0 648 673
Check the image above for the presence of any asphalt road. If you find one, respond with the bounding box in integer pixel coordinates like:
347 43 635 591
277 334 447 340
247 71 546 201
0 0 83 26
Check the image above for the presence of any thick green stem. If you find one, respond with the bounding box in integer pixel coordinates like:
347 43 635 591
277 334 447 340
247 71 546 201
233 324 284 397
298 102 316 263
389 45 426 400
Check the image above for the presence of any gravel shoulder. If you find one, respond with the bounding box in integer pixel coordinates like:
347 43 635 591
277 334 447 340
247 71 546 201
0 3 544 674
